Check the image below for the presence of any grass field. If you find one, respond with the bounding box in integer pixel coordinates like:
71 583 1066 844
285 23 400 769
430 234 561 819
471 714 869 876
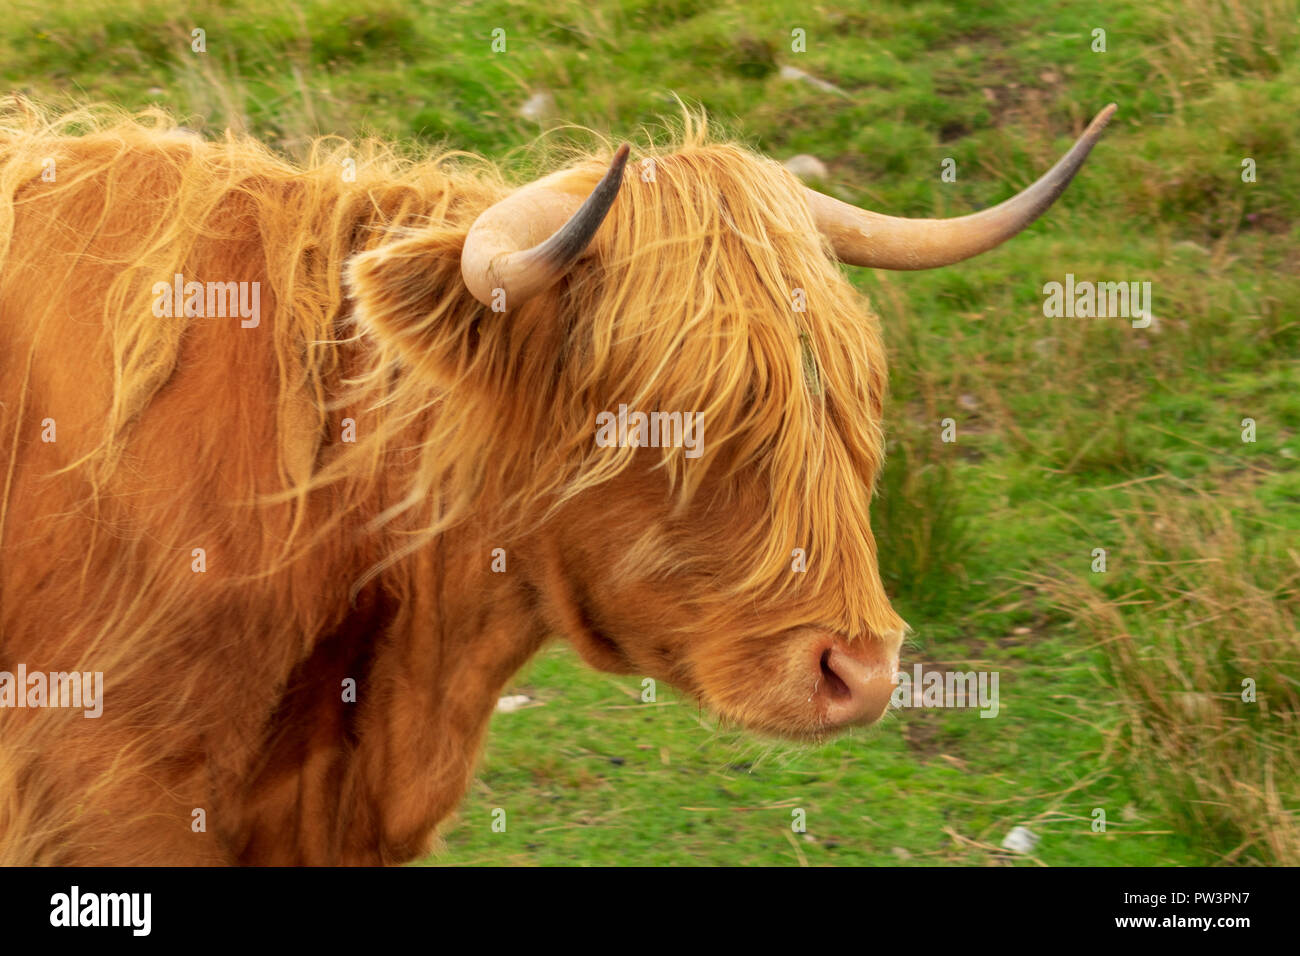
3 0 1296 866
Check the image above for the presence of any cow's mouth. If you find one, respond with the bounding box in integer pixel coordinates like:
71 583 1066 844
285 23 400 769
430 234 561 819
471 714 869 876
682 627 901 741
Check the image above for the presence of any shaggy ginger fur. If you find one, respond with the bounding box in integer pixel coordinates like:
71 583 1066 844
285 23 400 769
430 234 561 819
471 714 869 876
0 100 904 864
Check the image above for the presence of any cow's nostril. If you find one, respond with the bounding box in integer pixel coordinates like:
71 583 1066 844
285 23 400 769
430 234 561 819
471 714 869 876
816 642 897 728
819 648 851 700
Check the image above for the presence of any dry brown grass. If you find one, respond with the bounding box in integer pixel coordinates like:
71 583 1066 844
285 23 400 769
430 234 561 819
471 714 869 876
1041 487 1300 864
1149 0 1299 115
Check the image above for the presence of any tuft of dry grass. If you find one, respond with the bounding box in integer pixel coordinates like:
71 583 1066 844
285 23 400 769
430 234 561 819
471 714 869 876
1041 487 1300 864
1149 0 1299 106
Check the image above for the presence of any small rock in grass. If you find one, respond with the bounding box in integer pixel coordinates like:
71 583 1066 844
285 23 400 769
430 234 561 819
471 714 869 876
778 64 846 96
519 91 556 123
1001 826 1040 854
783 154 829 181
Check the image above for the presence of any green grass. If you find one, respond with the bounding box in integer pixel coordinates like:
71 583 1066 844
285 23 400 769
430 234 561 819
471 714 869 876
4 0 1295 865
430 641 1197 866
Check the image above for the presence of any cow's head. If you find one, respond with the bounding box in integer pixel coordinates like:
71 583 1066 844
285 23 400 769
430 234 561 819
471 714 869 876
348 106 1115 740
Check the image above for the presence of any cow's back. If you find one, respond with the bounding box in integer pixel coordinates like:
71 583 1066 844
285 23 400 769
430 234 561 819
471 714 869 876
0 108 516 863
0 126 358 863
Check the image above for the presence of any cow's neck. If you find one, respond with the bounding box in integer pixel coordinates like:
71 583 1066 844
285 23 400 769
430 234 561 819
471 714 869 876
231 525 550 864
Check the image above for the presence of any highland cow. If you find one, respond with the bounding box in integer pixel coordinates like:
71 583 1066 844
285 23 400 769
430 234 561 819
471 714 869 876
0 100 1114 864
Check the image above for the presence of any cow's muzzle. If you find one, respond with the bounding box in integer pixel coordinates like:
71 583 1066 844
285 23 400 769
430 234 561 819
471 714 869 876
809 631 899 729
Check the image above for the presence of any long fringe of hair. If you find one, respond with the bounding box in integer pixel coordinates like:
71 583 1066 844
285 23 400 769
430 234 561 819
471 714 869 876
344 107 901 639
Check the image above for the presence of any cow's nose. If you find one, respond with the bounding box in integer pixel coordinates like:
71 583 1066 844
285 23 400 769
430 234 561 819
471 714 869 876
817 639 897 727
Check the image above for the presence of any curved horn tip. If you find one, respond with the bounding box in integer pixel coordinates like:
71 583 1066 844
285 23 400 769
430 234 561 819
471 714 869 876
807 102 1120 270
459 143 632 309
1087 103 1118 136
594 142 632 205
534 141 630 270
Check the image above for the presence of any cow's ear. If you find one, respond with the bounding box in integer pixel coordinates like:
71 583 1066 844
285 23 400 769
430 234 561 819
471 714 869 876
345 229 483 384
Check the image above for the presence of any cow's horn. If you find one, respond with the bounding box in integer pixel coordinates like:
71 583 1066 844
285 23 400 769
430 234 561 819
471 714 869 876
461 143 630 308
805 104 1117 269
